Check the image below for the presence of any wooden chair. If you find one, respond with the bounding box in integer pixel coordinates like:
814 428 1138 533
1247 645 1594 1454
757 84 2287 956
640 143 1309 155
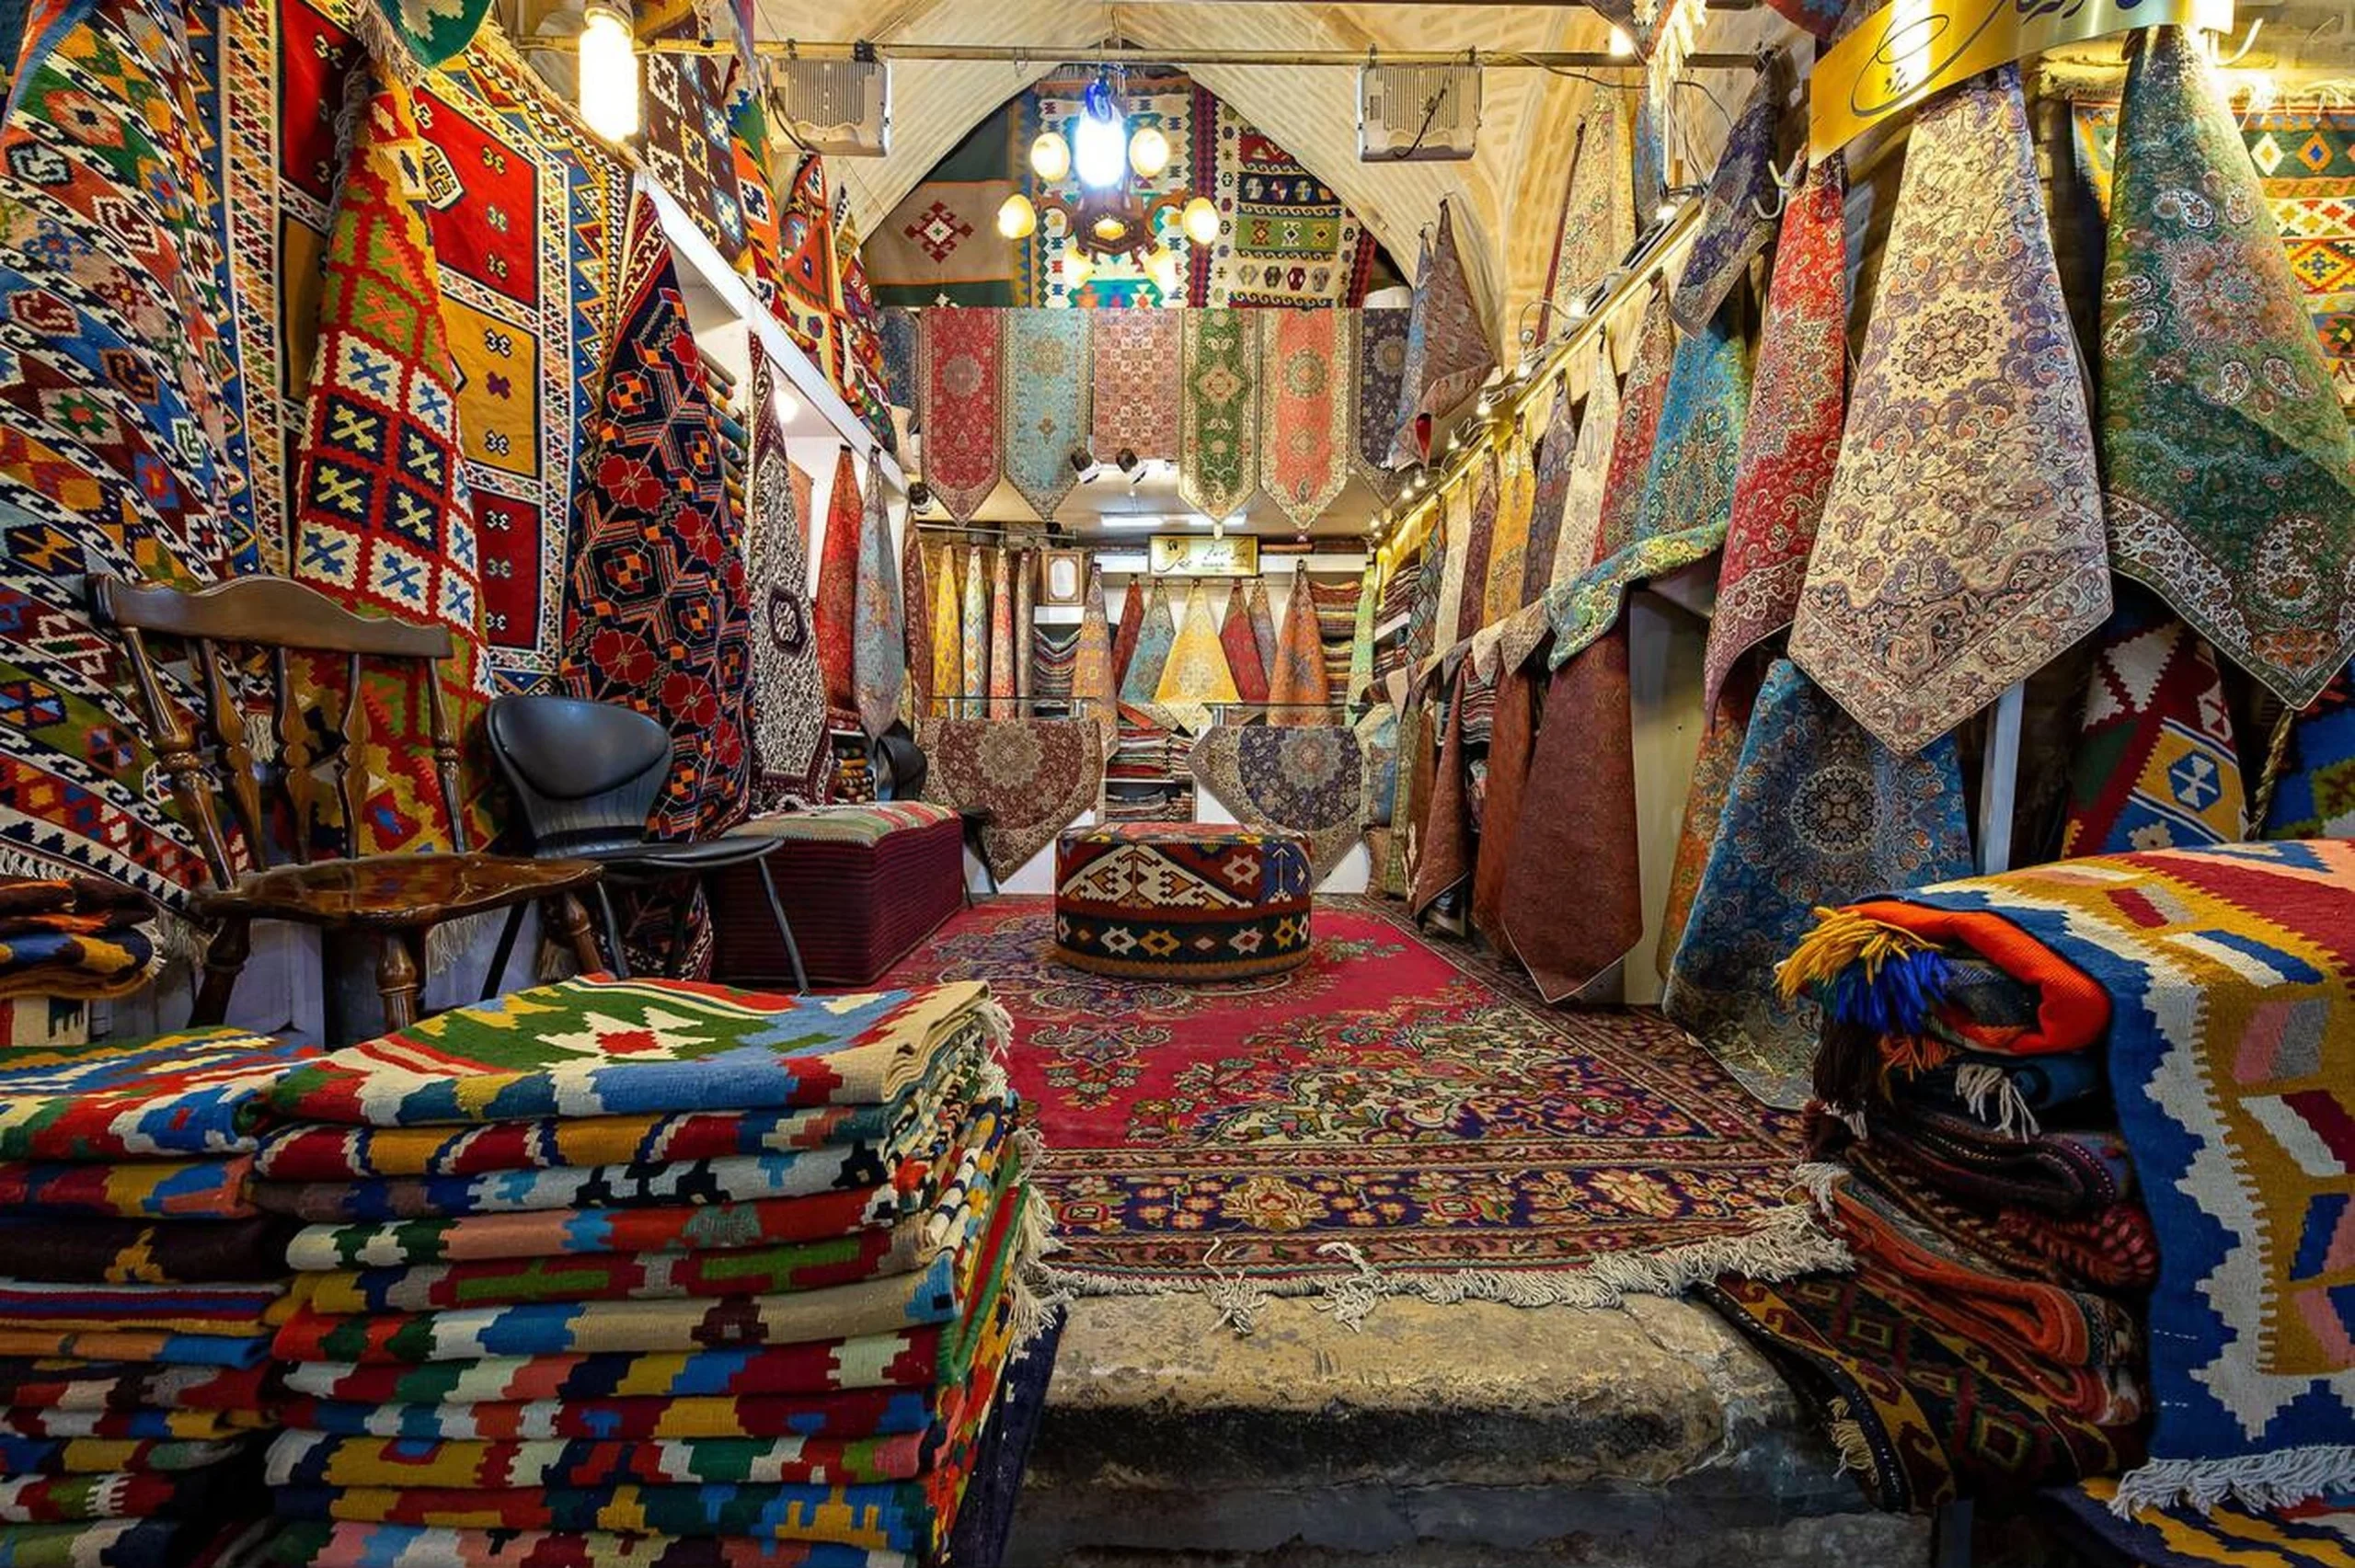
91 576 605 1030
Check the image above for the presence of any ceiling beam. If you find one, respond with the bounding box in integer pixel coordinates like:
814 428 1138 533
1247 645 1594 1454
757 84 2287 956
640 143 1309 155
665 38 1769 66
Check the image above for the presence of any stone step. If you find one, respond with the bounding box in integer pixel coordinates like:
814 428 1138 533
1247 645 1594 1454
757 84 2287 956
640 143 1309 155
1005 1292 1929 1566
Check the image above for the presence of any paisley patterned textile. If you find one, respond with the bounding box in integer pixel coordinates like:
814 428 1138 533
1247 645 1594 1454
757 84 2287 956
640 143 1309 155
928 544 961 718
1260 309 1353 527
1482 430 1538 631
900 514 931 723
2099 29 2355 710
1187 725 1366 883
1388 204 1496 468
1220 583 1269 705
2059 584 2246 857
999 310 1091 520
1074 560 1115 730
1155 583 1240 735
1430 482 1470 658
918 309 1002 523
959 546 987 717
1520 381 1578 606
1266 567 1334 726
747 359 828 807
986 549 1016 708
850 455 903 739
1117 580 1177 714
1789 66 2110 756
1702 155 1847 710
1354 308 1413 501
1545 97 1638 338
1178 309 1261 521
559 194 752 841
812 449 861 722
1552 306 1750 667
1502 627 1642 1002
1661 659 1975 1106
1671 55 1785 334
1090 309 1179 464
879 308 921 421
1549 339 1621 595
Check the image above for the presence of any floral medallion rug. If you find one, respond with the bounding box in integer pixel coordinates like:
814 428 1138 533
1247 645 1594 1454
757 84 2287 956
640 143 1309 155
885 898 1832 1327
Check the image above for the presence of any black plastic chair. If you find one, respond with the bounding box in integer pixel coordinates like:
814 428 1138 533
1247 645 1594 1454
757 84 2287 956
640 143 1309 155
482 695 809 991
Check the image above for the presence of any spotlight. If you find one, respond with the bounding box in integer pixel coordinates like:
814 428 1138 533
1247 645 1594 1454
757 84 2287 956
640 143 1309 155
1068 444 1097 476
908 480 934 512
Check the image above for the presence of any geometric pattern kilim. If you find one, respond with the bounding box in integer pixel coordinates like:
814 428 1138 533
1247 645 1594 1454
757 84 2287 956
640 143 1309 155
1052 822 1312 979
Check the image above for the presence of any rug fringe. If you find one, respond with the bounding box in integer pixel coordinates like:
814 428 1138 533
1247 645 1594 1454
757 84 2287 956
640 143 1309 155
2111 1447 2355 1519
1036 1204 1853 1335
1951 1061 2040 1139
1824 1398 1877 1477
1788 1162 1850 1212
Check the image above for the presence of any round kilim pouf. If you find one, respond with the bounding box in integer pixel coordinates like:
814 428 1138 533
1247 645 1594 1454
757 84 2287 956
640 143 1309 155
1052 822 1314 979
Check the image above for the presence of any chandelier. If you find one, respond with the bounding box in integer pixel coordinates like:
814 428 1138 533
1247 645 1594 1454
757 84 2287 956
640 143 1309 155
996 73 1221 285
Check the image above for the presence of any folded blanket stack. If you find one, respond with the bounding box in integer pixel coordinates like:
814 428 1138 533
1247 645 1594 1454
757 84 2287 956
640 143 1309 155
1719 841 2355 1527
251 975 1051 1567
0 877 161 1004
0 1028 322 1565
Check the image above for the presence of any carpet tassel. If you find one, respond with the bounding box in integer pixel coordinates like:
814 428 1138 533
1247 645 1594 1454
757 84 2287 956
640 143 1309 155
1950 1062 2039 1139
2114 1445 2355 1519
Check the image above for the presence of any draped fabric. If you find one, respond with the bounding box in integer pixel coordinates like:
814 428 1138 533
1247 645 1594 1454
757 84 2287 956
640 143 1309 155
1431 481 1472 658
1502 627 1643 1001
928 544 961 718
1260 309 1353 527
1110 572 1144 692
1408 666 1474 920
1013 550 1036 712
1221 584 1270 705
1545 97 1637 338
918 309 1002 523
999 311 1091 520
986 549 1016 708
2100 29 2355 710
1550 338 1620 595
813 449 862 721
1468 665 1537 956
1483 430 1538 631
746 358 827 806
1267 566 1334 726
1155 582 1241 734
1791 66 2110 755
1456 454 1500 642
1092 311 1179 465
959 546 987 718
1388 204 1495 468
1671 55 1785 335
1118 579 1178 710
900 516 931 723
1073 559 1115 731
1521 382 1578 606
1348 566 1378 707
1354 308 1413 502
1178 310 1260 521
1703 155 1847 710
1246 580 1280 700
1553 306 1751 667
1662 658 1975 1104
850 455 903 739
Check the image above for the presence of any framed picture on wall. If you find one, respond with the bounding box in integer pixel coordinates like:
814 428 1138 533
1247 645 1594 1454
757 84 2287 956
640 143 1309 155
1040 548 1086 606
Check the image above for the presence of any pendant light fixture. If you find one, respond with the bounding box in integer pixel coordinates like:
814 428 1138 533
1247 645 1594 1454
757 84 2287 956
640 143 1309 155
576 2 640 142
997 69 1215 265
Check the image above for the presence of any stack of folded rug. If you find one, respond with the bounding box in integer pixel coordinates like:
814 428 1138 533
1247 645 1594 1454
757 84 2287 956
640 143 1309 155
250 973 1051 1567
0 1027 322 1565
0 876 164 1047
1715 841 2355 1527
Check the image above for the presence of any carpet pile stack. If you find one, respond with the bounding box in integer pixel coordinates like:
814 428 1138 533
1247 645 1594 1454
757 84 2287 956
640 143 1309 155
246 973 1050 1566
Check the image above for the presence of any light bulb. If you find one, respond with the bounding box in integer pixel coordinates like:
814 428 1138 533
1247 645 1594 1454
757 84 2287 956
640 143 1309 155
1074 111 1126 190
1129 126 1171 179
996 194 1038 239
1607 25 1635 57
1147 246 1182 296
1029 132 1071 183
577 5 639 142
1064 253 1095 289
1181 196 1219 246
1655 199 1677 222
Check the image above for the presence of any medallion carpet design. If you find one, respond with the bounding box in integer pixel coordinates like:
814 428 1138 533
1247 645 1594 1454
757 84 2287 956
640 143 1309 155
918 719 1104 883
884 898 1823 1315
1187 726 1365 883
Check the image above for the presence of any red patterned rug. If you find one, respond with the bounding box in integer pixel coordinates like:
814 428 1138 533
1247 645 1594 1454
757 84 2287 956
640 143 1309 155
884 898 1830 1324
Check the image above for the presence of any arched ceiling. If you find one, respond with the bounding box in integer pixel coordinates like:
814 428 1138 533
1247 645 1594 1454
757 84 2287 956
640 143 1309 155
750 0 1792 341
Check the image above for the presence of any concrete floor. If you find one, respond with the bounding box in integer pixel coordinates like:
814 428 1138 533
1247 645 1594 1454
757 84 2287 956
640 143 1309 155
1006 1290 1936 1566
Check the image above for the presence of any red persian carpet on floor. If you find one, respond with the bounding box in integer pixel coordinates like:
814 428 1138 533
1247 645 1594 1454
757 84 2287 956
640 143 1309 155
882 897 1825 1314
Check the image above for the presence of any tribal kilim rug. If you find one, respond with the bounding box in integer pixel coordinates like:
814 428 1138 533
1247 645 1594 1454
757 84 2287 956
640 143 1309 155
1186 90 1377 308
885 898 1826 1318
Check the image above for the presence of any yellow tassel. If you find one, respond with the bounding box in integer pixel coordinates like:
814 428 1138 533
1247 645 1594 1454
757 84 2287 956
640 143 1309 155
1775 907 1933 1001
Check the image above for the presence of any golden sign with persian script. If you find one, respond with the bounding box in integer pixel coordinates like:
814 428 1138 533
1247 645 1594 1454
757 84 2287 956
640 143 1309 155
1809 0 2233 156
1149 533 1261 577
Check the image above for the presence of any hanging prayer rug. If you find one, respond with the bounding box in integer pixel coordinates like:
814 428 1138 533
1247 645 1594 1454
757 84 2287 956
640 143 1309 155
1267 567 1333 725
987 548 1016 707
1349 565 1377 705
1246 580 1281 697
1015 549 1037 705
919 310 1003 523
921 719 1104 882
1703 155 1846 710
1662 659 1973 1106
2060 583 2245 857
812 448 861 724
1109 568 1144 695
1187 725 1364 883
1671 54 1784 335
1520 382 1577 605
1260 310 1353 528
851 453 904 739
1430 482 1470 658
1467 664 1536 954
928 546 962 718
999 311 1091 520
1155 583 1240 735
1074 560 1115 731
1483 426 1539 632
1544 97 1637 337
1656 669 1759 987
2098 29 2355 711
640 52 746 268
1587 292 1674 570
1220 584 1269 705
1090 310 1179 465
960 547 988 718
901 511 931 724
886 898 1826 1311
1549 339 1620 597
1178 310 1260 521
1409 667 1474 921
1354 308 1412 501
1388 204 1495 468
1118 580 1178 715
1790 67 2108 755
1456 452 1500 642
2261 663 2355 840
880 309 920 421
